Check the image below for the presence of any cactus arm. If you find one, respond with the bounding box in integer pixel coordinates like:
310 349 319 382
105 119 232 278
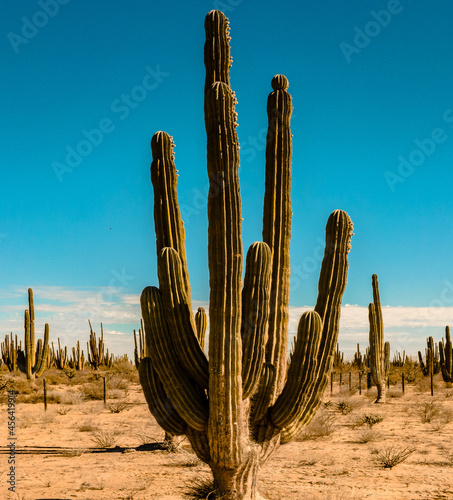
369 302 381 384
34 324 49 378
250 363 275 425
186 426 211 463
99 323 105 365
134 329 140 368
24 309 33 379
294 210 352 428
439 326 452 383
140 286 208 431
205 79 243 468
204 10 231 96
241 242 272 399
138 357 187 436
151 131 191 306
384 341 390 378
270 311 322 429
28 288 36 366
262 75 292 401
157 248 209 388
195 307 207 351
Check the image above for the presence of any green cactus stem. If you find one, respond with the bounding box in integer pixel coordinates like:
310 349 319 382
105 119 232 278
1 333 19 372
71 340 84 371
134 322 146 369
17 288 49 379
368 274 390 403
439 326 452 383
419 336 440 376
52 338 68 370
87 320 105 370
138 11 353 499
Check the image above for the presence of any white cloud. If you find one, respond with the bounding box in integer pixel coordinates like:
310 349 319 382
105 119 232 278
1 286 451 360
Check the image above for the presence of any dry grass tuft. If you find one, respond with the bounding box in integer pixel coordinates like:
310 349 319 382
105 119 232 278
373 446 415 468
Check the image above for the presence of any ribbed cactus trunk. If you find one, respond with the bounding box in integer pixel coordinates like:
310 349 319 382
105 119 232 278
439 326 452 384
139 11 353 499
368 274 390 403
18 288 49 380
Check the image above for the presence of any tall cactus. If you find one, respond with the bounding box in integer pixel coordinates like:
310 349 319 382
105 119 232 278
17 288 49 380
87 320 105 370
139 10 353 498
439 326 452 383
418 336 440 376
52 338 68 370
71 340 84 371
353 343 364 370
368 274 390 403
1 333 19 372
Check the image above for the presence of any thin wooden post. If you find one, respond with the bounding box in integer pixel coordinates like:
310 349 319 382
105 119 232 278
358 371 362 395
339 372 343 392
330 372 334 394
103 376 107 405
348 372 352 391
43 377 47 411
402 372 405 394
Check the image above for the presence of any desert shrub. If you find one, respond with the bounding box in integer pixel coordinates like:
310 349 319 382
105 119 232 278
355 414 384 428
373 446 415 468
55 406 71 415
106 401 130 413
78 381 127 400
184 476 216 499
337 401 353 415
295 411 335 441
90 430 117 448
355 429 380 444
79 421 98 432
106 375 129 392
109 360 139 383
387 390 403 398
418 401 440 423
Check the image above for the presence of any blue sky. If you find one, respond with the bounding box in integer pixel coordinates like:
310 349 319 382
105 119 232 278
1 0 453 358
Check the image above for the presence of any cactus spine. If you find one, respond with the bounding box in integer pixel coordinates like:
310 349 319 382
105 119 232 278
439 326 452 383
368 274 390 403
17 288 49 380
139 11 353 499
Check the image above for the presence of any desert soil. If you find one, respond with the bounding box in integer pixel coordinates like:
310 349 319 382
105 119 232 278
1 378 453 500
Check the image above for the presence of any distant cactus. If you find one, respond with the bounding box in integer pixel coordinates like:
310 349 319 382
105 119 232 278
17 288 49 379
439 326 452 383
1 333 19 372
392 350 405 367
71 340 84 371
353 343 364 370
87 320 105 370
138 10 354 498
52 338 68 370
133 320 146 369
418 337 440 376
333 343 344 368
368 275 390 403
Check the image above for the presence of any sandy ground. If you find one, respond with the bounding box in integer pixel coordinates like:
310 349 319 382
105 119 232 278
1 378 453 500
